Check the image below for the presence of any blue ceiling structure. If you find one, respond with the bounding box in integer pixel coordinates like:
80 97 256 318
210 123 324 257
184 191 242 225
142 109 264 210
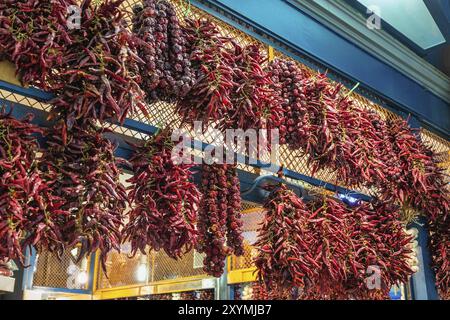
347 0 450 76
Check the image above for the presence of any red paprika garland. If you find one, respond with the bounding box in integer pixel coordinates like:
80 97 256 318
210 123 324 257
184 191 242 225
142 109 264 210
0 0 75 88
254 184 310 293
48 0 146 127
132 0 195 102
39 121 127 271
123 128 200 259
0 111 45 263
176 18 236 130
255 183 414 299
225 164 244 256
429 214 449 300
197 163 230 276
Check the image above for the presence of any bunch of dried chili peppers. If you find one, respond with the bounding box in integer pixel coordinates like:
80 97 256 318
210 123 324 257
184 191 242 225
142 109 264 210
429 213 449 300
255 183 414 299
48 0 146 127
123 128 200 259
225 164 244 256
0 0 75 88
254 184 311 294
228 44 284 134
39 121 127 271
0 111 44 264
197 163 244 277
379 118 449 221
132 0 195 102
176 18 236 130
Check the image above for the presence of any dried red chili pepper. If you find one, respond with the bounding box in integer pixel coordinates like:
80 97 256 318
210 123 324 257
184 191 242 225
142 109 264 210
123 128 200 259
176 18 236 130
39 121 127 271
197 163 230 276
228 44 284 136
132 0 195 102
428 212 449 300
48 0 146 126
379 118 449 221
254 184 311 293
298 198 414 300
255 181 414 299
0 0 75 88
267 59 311 146
225 164 244 256
0 110 45 264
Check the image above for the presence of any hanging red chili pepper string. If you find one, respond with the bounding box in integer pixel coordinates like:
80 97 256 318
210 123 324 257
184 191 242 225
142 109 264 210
225 164 244 256
0 0 75 89
123 128 200 259
176 18 236 130
197 163 230 277
429 213 449 300
48 0 146 128
255 181 414 299
132 0 195 102
0 110 47 264
39 121 128 271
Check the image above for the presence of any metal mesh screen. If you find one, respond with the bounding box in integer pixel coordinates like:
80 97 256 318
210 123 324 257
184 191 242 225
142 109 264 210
421 128 450 180
32 250 89 290
96 243 207 290
230 207 264 271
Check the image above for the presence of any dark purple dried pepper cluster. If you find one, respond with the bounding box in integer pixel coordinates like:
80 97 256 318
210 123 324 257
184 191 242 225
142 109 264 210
132 0 195 102
197 163 244 277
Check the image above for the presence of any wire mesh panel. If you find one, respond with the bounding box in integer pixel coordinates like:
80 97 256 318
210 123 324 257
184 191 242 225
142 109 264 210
96 243 142 289
152 250 206 282
96 242 207 290
230 206 264 271
32 250 88 290
421 128 450 180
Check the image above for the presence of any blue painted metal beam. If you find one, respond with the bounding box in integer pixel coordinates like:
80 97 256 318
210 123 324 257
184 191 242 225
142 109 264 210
193 0 450 138
0 81 54 101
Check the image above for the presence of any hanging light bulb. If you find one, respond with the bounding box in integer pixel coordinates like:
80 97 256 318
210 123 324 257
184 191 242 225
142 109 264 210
76 257 89 286
136 255 148 283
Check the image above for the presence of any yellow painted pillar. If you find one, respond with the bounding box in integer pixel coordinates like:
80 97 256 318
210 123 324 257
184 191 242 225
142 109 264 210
0 60 21 86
